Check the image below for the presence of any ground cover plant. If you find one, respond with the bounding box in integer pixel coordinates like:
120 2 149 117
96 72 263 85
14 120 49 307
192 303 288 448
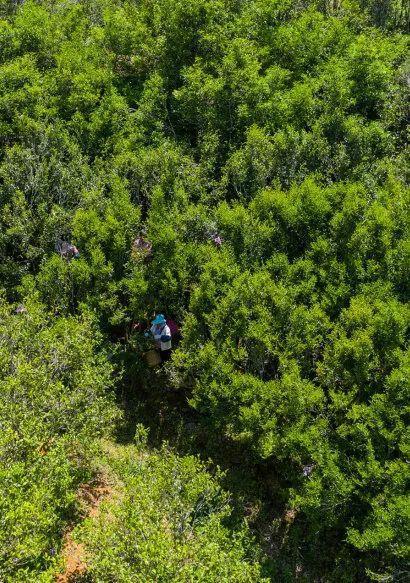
76 439 267 582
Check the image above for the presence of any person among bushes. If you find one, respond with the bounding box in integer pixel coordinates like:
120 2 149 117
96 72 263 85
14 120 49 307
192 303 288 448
146 314 173 362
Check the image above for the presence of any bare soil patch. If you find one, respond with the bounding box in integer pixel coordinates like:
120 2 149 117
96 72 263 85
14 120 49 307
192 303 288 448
56 477 113 582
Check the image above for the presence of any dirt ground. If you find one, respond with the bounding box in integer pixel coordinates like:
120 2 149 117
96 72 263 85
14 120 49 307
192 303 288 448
56 478 113 583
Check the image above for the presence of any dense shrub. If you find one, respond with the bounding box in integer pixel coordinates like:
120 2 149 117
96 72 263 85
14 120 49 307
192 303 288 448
0 296 119 582
78 441 267 582
0 0 408 580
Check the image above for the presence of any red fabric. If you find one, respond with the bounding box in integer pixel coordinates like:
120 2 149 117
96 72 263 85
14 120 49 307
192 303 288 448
166 318 180 336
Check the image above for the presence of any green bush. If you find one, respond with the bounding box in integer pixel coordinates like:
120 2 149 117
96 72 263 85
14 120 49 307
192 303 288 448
0 0 408 580
0 296 119 582
78 443 267 582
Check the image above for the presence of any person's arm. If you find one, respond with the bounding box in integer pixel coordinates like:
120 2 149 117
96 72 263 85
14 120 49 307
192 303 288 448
145 325 154 338
151 325 163 341
161 326 172 343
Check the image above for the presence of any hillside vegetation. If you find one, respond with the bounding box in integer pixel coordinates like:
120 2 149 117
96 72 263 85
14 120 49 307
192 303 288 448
0 1 408 581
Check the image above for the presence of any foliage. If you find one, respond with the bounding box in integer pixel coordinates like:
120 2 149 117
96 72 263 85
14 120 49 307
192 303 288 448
0 0 408 581
78 441 267 582
0 295 119 582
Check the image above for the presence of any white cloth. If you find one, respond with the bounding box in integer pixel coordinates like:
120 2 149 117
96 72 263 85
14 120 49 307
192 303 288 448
150 323 172 350
150 324 162 340
159 324 171 350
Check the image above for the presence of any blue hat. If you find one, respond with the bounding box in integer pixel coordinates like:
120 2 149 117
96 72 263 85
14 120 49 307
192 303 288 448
152 314 166 325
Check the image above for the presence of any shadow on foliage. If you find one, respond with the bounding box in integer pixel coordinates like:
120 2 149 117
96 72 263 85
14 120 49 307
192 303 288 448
111 343 358 581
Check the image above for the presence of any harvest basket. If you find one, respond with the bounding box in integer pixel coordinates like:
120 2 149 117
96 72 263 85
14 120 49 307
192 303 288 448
144 349 161 367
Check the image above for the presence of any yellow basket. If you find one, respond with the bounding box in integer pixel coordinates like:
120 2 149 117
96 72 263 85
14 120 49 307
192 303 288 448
144 349 161 367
